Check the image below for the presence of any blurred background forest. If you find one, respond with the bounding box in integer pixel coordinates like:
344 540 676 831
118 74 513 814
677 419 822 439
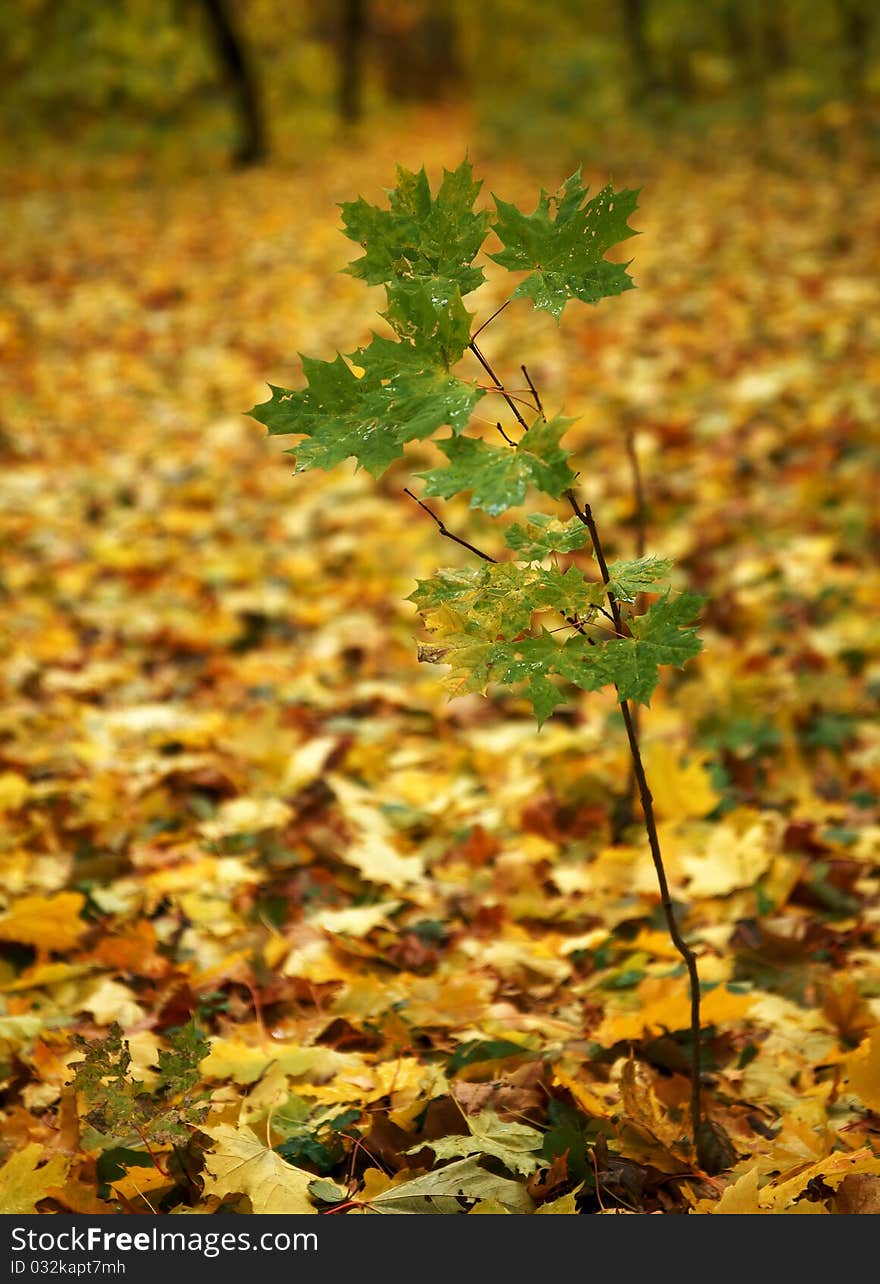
3 0 879 173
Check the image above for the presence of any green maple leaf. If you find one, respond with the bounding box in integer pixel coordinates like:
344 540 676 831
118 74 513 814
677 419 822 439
413 591 702 721
583 590 704 703
434 627 571 726
490 174 639 320
71 1023 142 1139
157 1018 211 1098
249 336 483 477
413 1108 544 1178
382 280 473 369
341 159 491 296
504 512 590 559
410 564 533 636
409 561 604 638
70 1020 212 1147
606 555 674 601
418 415 576 514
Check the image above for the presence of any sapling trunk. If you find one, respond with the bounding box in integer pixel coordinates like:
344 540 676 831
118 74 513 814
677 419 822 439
456 337 705 1147
250 159 719 1170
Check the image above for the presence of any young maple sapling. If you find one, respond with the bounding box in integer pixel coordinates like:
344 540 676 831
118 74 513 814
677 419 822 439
250 160 726 1168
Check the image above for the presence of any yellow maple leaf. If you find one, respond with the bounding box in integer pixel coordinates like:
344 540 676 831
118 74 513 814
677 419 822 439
845 1026 880 1113
0 892 87 953
111 1166 172 1204
0 1145 69 1214
680 812 776 898
643 743 721 821
552 1067 614 1118
198 796 292 841
202 1124 316 1214
200 1038 353 1086
535 1189 580 1214
763 1148 880 1210
308 901 401 937
596 975 755 1044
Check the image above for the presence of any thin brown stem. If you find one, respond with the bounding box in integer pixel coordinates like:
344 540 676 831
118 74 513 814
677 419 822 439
496 421 516 447
521 364 545 418
403 489 497 563
471 299 511 341
618 699 702 1142
132 1125 168 1177
623 427 647 835
468 341 530 431
566 486 702 1142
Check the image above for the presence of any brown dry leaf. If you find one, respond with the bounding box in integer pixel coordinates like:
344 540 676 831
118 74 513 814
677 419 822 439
619 1057 690 1153
835 1174 880 1214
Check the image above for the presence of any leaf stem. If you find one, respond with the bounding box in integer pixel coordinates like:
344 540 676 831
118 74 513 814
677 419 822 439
521 364 545 418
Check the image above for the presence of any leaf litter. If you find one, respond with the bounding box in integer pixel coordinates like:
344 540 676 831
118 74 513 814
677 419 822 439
1 111 879 1214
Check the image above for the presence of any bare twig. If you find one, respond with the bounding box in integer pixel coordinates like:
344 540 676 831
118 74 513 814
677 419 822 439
403 489 497 563
471 299 511 341
521 364 545 418
496 420 516 447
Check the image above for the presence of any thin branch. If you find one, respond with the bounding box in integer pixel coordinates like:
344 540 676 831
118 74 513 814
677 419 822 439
403 489 497 563
468 340 530 431
471 299 511 341
496 421 516 447
521 364 545 418
566 485 702 1142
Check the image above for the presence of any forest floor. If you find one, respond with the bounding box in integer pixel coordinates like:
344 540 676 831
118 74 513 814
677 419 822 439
2 109 880 1214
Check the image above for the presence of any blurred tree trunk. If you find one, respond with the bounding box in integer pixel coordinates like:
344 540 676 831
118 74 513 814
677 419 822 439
199 0 267 166
836 0 873 102
375 1 462 102
621 0 661 101
761 3 790 73
339 0 367 125
722 0 756 86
